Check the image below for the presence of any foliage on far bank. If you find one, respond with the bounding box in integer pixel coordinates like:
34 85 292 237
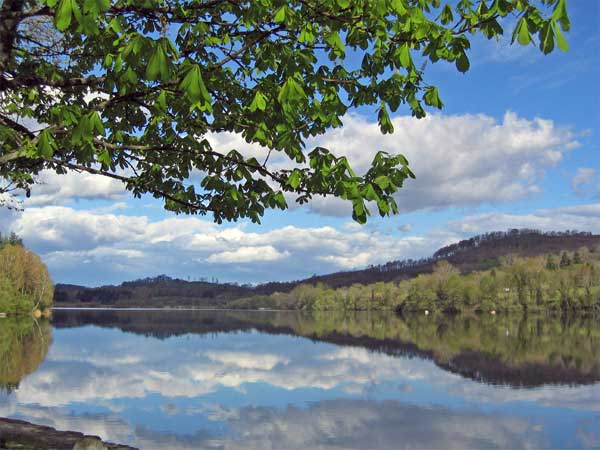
0 233 53 315
233 247 600 313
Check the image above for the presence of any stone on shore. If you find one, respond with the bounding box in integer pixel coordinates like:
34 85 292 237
0 417 137 450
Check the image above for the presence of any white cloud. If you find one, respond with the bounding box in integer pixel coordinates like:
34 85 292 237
206 245 289 264
304 111 578 216
24 170 125 207
11 206 146 253
3 205 434 285
5 199 600 285
572 167 598 196
9 111 579 219
446 203 600 237
398 223 413 232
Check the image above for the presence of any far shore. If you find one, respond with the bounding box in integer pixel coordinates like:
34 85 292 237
44 306 600 319
52 306 296 312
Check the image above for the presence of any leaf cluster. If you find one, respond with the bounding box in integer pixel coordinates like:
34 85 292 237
0 0 570 222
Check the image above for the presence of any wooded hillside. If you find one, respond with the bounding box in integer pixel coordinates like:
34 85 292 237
53 229 600 308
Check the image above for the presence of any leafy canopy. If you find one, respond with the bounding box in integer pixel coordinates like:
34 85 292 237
0 0 570 223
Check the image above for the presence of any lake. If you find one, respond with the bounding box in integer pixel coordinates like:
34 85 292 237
1 309 600 449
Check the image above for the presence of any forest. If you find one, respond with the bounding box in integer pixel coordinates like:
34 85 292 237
232 247 600 313
0 233 54 315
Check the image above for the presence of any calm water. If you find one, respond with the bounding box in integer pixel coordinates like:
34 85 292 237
1 309 600 449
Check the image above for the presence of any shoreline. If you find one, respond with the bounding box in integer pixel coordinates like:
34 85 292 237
53 306 297 312
47 306 600 320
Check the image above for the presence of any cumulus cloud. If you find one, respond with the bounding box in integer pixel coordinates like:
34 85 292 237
5 200 600 285
24 170 125 207
572 167 598 196
446 203 600 237
3 205 435 285
5 110 580 219
0 400 551 450
0 109 589 285
206 245 289 264
398 223 413 232
304 112 578 216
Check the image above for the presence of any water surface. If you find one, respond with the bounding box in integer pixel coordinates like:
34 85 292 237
1 310 600 449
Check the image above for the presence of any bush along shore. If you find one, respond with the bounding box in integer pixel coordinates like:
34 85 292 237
0 233 53 317
229 249 600 313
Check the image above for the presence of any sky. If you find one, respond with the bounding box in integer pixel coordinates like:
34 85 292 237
3 2 600 287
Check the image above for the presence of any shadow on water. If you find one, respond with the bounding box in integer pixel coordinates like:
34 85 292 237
0 318 52 392
51 309 600 388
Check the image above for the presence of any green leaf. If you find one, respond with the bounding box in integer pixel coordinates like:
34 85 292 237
299 27 314 44
73 115 92 143
83 0 110 17
273 191 287 209
55 0 74 31
97 150 111 166
553 21 569 52
398 44 411 68
352 200 367 224
146 43 170 81
155 90 167 112
456 52 470 73
513 17 531 46
287 170 302 190
539 22 555 54
424 86 443 109
391 0 407 15
37 130 55 158
179 65 211 105
440 4 453 24
377 104 394 134
376 197 390 215
89 111 105 136
552 0 570 31
325 31 345 57
374 175 390 190
274 6 286 23
249 91 267 112
337 0 351 8
278 77 307 104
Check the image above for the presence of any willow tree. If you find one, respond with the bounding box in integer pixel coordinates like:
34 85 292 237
0 0 570 223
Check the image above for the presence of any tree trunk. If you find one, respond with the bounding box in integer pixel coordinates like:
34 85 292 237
0 0 25 86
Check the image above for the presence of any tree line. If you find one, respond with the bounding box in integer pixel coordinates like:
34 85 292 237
0 233 53 315
230 246 600 313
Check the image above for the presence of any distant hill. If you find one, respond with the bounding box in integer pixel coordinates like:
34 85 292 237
54 229 600 307
305 228 600 288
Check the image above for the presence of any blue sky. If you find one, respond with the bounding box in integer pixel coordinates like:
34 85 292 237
3 2 599 286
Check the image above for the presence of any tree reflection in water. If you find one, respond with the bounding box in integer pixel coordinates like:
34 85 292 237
3 310 599 450
52 309 600 387
0 319 51 392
